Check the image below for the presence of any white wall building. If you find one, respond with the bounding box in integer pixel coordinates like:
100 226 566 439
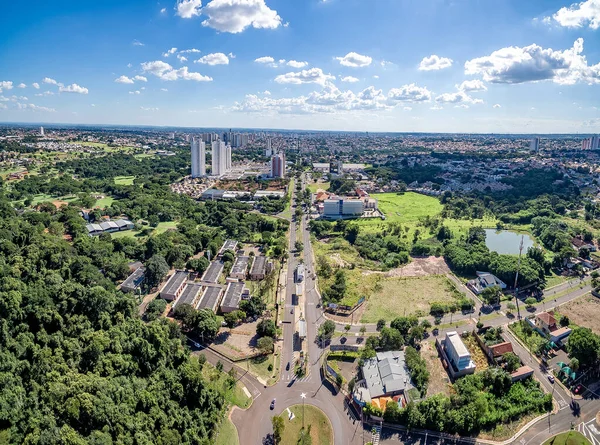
582 136 599 150
211 141 229 177
323 198 364 218
191 138 206 178
226 144 232 170
39 126 44 136
265 138 272 157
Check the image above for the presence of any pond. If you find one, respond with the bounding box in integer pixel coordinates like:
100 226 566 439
484 229 535 255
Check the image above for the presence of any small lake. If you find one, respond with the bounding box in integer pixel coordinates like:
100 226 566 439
484 229 535 255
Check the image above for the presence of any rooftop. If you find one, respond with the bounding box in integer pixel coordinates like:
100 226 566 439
162 271 189 296
231 256 249 275
121 266 145 291
250 255 267 274
446 331 470 358
221 281 245 309
361 350 412 399
174 283 203 308
197 286 222 311
220 239 238 253
537 312 557 327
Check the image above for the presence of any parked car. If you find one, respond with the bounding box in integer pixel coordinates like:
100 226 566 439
547 374 555 384
270 398 276 410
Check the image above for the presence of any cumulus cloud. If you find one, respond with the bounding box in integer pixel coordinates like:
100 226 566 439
255 56 275 64
195 52 230 65
133 75 147 82
43 77 58 85
336 52 372 67
161 7 167 13
17 83 26 88
177 55 188 62
464 38 600 85
59 83 88 94
32 82 40 89
17 103 56 112
34 91 54 97
287 60 308 68
387 83 432 103
456 79 487 92
435 90 483 105
546 0 600 29
200 0 283 33
0 81 13 93
140 106 159 111
161 88 169 91
176 0 202 18
228 52 236 58
163 47 178 57
493 104 502 108
419 55 453 71
341 76 359 83
274 68 335 86
115 75 135 84
141 60 213 81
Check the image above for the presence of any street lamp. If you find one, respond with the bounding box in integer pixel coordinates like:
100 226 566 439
300 392 307 431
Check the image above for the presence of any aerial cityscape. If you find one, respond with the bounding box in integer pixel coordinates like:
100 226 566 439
2 1 600 445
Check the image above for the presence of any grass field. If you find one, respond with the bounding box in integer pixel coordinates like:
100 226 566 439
94 196 114 208
216 417 239 445
154 221 179 234
308 182 330 193
280 405 333 445
114 175 136 185
509 321 547 355
201 362 252 409
239 352 280 386
542 431 591 445
359 274 463 321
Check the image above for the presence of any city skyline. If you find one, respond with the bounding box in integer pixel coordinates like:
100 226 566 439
1 0 600 133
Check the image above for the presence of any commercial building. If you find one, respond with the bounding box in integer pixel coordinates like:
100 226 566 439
249 255 267 280
230 256 250 280
265 138 272 157
197 286 223 312
173 283 203 309
270 152 286 178
191 138 206 178
121 266 145 293
220 281 246 313
323 198 364 219
441 331 476 377
253 190 286 200
160 270 189 302
211 141 230 177
356 351 413 405
530 137 540 151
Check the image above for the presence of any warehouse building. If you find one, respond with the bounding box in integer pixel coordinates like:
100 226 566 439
160 270 189 302
201 261 224 283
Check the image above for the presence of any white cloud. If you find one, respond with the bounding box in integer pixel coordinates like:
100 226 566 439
456 79 487 92
161 7 167 13
255 56 275 64
195 52 229 65
17 103 55 112
115 75 135 84
43 77 58 85
132 39 145 46
161 88 169 91
274 68 335 86
91 104 96 107
32 82 40 89
279 59 286 64
180 48 201 54
435 90 483 105
201 0 283 33
127 63 133 68
141 60 213 82
336 52 372 67
418 54 453 71
163 47 178 57
177 55 188 62
464 38 600 85
59 83 88 94
34 91 54 97
431 104 443 110
341 76 359 83
228 52 236 58
403 106 412 111
373 75 379 79
455 104 470 109
0 81 13 93
133 75 147 82
176 0 202 18
129 90 141 95
140 106 159 111
287 60 308 68
263 90 271 95
140 87 146 90
493 104 501 108
546 0 600 29
387 83 432 103
17 83 26 88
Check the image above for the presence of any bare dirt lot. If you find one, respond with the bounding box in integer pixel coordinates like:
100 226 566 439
421 341 452 398
385 256 450 278
211 320 259 360
559 294 600 334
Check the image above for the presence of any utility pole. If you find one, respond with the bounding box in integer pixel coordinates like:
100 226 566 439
513 236 524 320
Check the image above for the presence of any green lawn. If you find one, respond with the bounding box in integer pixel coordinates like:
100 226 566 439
94 196 115 208
509 320 547 355
542 431 591 445
201 362 252 409
154 221 179 234
215 417 239 445
278 178 294 220
308 182 330 193
239 352 280 386
280 405 333 445
114 175 136 185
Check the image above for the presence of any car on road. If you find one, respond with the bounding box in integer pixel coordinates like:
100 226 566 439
286 362 290 371
573 384 583 394
270 398 276 410
547 374 555 384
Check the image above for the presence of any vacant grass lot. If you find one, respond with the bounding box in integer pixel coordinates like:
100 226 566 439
509 321 547 354
542 431 591 445
114 175 136 185
308 182 330 193
280 405 333 445
558 294 600 335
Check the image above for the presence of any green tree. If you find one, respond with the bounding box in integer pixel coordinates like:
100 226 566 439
568 327 600 367
272 415 285 445
257 336 274 355
318 320 336 341
298 425 312 445
376 319 386 331
360 326 367 337
257 318 277 338
145 254 169 289
480 286 501 306
503 352 521 373
295 240 304 252
146 298 167 321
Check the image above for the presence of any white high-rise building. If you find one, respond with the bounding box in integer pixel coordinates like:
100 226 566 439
211 141 228 177
530 137 540 151
582 136 600 150
39 126 44 136
226 144 232 170
265 138 272 157
191 138 206 178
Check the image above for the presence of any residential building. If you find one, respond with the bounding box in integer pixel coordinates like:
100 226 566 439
230 256 250 280
265 138 272 157
160 270 189 301
197 286 223 312
121 266 145 293
191 138 206 178
226 144 232 170
356 351 413 405
440 331 476 378
39 126 44 136
530 137 540 151
219 239 238 257
535 312 557 335
249 255 267 280
173 283 203 309
527 312 573 345
323 198 364 219
99 221 119 233
220 281 246 313
211 141 229 177
466 271 507 295
270 152 286 178
201 261 224 283
582 136 600 150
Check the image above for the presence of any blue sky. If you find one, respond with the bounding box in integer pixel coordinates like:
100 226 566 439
1 0 600 133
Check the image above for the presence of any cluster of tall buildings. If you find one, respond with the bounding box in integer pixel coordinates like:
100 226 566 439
190 138 232 178
223 131 249 148
582 136 600 150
